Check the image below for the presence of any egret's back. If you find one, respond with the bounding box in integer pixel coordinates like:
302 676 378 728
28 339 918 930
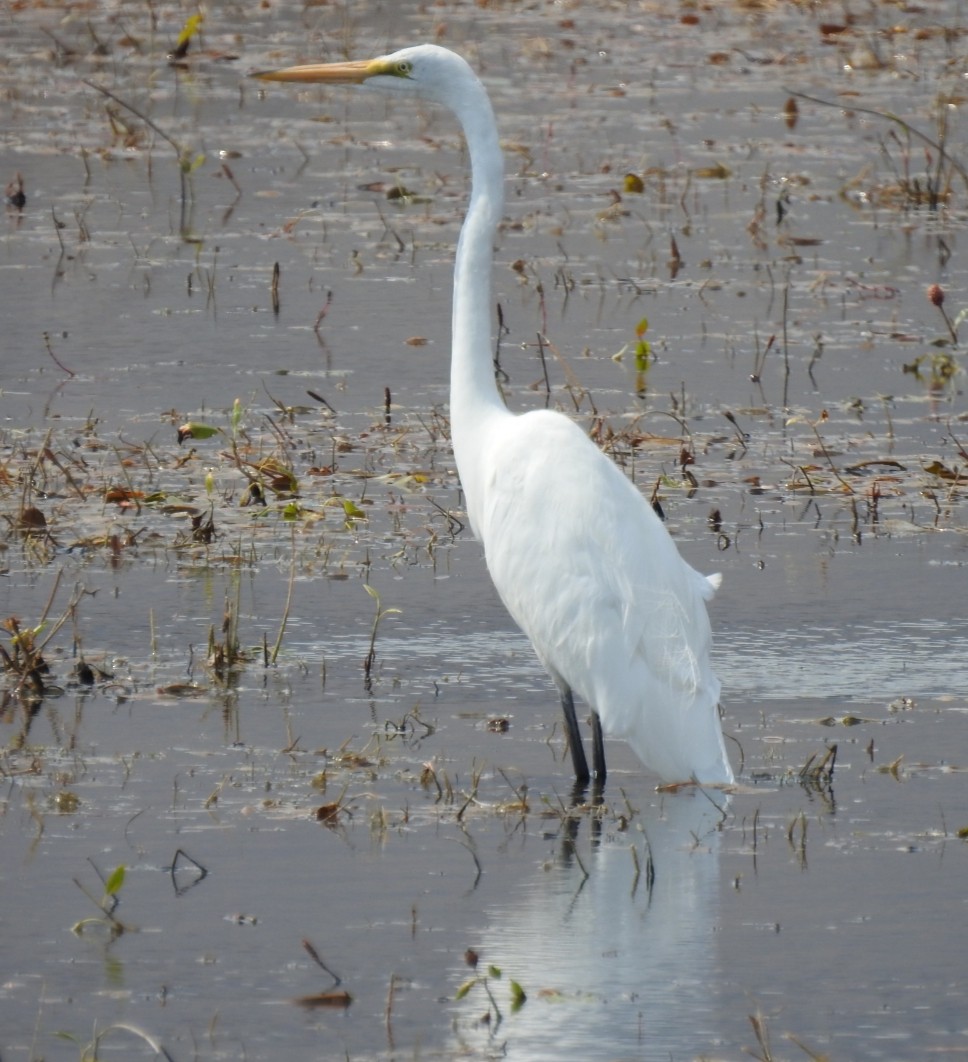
473 408 732 784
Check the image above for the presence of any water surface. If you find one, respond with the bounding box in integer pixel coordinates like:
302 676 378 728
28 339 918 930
2 2 967 1059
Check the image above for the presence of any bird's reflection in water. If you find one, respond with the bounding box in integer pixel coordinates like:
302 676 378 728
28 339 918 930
453 788 728 1060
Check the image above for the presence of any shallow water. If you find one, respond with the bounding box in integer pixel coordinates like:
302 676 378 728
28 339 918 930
2 2 968 1060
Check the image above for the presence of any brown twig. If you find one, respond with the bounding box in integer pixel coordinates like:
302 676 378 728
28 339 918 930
785 88 968 190
42 332 75 377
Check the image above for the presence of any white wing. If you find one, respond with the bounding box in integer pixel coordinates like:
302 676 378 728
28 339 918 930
473 408 732 783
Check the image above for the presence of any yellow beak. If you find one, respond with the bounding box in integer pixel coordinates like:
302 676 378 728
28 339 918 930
251 59 379 85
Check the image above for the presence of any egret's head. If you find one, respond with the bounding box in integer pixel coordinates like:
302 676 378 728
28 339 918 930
251 44 474 107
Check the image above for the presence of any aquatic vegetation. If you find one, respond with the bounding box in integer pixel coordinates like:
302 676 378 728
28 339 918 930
2 1 968 1059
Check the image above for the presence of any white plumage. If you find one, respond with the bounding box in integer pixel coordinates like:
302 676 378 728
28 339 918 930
254 45 733 786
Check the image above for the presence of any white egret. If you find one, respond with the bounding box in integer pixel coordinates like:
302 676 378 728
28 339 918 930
254 46 733 787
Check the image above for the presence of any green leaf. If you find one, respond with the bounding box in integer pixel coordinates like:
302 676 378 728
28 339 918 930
455 979 475 1000
487 964 502 979
342 499 368 519
635 317 649 338
178 422 218 441
176 13 204 50
510 980 527 1011
104 864 126 896
10 622 46 646
281 501 301 521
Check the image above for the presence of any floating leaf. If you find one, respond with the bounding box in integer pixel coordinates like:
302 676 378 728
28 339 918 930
924 460 963 481
19 506 47 529
315 802 343 824
104 486 144 505
455 979 475 1001
53 791 80 813
693 162 732 180
157 683 208 698
487 964 502 979
252 457 298 493
104 865 126 896
510 980 527 1011
623 173 644 194
293 990 353 1008
333 750 374 769
537 987 566 1000
177 422 218 444
342 499 368 520
784 97 798 129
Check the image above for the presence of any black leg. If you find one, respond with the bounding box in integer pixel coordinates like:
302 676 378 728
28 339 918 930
590 710 606 783
560 688 589 784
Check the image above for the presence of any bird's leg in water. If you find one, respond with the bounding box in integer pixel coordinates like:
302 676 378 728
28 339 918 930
591 710 606 783
560 688 590 784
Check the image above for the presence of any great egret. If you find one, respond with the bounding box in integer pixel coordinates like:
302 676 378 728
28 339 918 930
253 46 734 787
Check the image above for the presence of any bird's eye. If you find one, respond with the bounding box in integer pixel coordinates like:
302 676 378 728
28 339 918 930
396 60 413 77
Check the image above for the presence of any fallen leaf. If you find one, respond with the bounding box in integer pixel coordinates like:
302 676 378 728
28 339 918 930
693 162 732 180
293 990 353 1008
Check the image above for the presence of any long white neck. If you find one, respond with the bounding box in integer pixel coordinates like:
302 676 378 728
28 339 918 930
447 73 508 525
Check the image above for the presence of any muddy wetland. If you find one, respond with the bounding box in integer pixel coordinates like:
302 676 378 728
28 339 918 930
2 1 968 1059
